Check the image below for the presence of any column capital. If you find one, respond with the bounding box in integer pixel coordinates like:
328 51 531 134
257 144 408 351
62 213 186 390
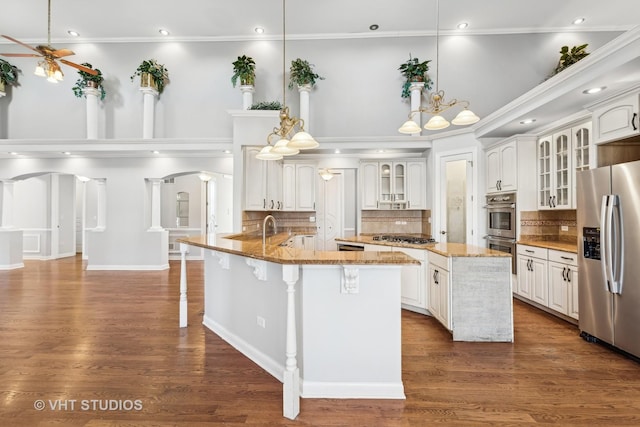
239 84 255 94
409 82 426 92
139 87 159 97
297 83 312 93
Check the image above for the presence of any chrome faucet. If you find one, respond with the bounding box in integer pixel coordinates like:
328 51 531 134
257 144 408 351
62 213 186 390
262 215 277 245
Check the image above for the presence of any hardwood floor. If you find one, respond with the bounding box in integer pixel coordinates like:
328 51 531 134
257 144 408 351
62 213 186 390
1 256 639 426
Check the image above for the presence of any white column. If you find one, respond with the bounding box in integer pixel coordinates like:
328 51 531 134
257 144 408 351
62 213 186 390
297 84 311 133
0 180 15 229
240 85 255 110
140 87 158 139
179 243 188 328
282 264 300 420
95 178 107 230
148 178 164 231
84 87 99 139
409 82 425 136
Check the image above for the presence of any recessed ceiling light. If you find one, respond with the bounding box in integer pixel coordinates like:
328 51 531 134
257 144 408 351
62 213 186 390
334 149 341 154
223 150 232 154
159 29 170 36
254 27 265 34
376 150 385 153
583 86 606 94
457 22 469 30
369 24 379 31
67 30 80 37
572 17 586 25
10 152 18 155
63 152 71 155
520 119 536 125
152 150 160 154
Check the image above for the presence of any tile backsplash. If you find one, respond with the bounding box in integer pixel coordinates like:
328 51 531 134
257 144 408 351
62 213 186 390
361 210 431 236
520 210 577 242
243 211 317 234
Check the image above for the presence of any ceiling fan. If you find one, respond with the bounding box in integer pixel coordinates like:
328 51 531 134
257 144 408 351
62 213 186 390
0 0 97 83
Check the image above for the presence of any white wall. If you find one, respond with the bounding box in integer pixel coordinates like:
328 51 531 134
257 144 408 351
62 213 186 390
2 32 620 140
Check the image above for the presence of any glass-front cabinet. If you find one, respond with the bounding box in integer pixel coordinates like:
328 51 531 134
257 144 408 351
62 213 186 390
537 121 591 210
379 162 406 209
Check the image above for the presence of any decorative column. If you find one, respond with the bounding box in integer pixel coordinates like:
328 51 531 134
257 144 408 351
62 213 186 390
240 85 255 110
409 82 425 135
140 87 158 139
282 264 300 420
179 242 188 328
0 180 15 229
147 178 164 231
297 84 311 133
84 86 99 139
95 178 107 230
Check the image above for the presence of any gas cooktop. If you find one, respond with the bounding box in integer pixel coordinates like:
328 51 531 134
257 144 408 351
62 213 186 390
372 235 436 245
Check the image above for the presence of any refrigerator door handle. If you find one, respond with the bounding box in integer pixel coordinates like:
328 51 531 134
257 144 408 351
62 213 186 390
611 195 624 294
600 195 614 293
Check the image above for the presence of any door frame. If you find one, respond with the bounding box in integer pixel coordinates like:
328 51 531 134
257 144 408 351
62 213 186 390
434 147 479 246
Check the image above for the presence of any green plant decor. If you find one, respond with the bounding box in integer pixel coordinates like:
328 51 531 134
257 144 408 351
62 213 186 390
248 101 283 110
72 63 106 101
288 58 324 89
231 55 256 87
0 58 21 87
552 44 590 76
398 55 433 98
130 59 170 94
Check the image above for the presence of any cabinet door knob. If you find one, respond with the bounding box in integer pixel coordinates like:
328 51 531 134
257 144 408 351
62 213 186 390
566 268 571 283
632 112 638 131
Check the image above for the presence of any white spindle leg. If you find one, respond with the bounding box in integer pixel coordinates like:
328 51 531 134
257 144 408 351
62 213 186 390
179 243 188 328
282 264 300 420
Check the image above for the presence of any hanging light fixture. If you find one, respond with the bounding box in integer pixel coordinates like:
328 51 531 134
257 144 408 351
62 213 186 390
257 0 319 161
398 0 479 134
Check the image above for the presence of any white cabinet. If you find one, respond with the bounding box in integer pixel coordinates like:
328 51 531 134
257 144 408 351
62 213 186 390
516 244 579 321
282 162 316 212
486 140 517 193
360 159 426 210
360 161 379 210
428 252 451 330
547 250 579 320
592 92 640 144
364 243 428 312
244 147 283 211
293 234 316 250
406 160 427 209
538 121 592 210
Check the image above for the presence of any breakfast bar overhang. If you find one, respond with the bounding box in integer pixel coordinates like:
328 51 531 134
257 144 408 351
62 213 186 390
177 233 419 420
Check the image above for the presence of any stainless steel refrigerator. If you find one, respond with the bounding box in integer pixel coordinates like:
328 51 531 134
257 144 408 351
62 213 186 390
577 159 640 359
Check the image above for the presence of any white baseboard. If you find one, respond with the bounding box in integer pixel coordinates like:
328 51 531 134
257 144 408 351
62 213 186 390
85 264 170 271
0 263 24 270
202 315 285 383
301 381 405 399
23 255 54 261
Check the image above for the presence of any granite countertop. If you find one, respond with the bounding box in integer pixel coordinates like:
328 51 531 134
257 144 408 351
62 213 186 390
517 238 578 254
335 235 511 258
177 233 420 266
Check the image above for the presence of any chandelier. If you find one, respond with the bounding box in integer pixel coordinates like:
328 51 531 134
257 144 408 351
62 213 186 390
34 58 64 83
256 0 319 160
398 0 479 133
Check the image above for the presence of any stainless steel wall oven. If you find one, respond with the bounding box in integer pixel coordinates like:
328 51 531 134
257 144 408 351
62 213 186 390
485 192 517 273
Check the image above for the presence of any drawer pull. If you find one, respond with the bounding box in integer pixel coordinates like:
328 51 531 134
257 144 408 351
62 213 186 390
560 256 574 261
525 249 534 253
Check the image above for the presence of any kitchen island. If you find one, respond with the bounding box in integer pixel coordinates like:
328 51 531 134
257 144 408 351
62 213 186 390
176 233 419 420
336 235 514 342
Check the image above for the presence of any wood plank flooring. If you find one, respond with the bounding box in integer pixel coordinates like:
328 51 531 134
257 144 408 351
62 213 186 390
1 256 639 426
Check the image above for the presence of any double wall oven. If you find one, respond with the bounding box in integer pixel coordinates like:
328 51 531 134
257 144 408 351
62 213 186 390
485 192 517 273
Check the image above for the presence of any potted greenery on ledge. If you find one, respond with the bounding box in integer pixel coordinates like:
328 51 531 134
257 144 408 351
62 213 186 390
0 58 21 94
130 59 169 94
72 63 106 101
550 44 589 77
288 58 324 89
398 54 432 98
231 55 256 87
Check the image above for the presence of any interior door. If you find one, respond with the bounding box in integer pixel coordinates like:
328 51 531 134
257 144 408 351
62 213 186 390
318 173 343 250
439 153 474 244
52 173 76 259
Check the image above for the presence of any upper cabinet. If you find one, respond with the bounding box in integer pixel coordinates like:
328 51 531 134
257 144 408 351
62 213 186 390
486 140 517 193
360 159 426 210
537 121 592 210
244 147 283 211
591 91 640 144
282 162 316 212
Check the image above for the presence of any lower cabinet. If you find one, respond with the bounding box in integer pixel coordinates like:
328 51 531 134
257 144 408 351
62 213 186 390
516 244 578 321
428 252 451 330
293 235 316 250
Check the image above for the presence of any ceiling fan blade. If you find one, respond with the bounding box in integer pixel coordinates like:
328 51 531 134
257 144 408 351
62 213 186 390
52 48 75 58
1 34 41 54
60 59 99 75
0 53 42 57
